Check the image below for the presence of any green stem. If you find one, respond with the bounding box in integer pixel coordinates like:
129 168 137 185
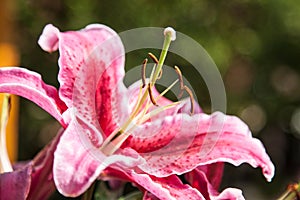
101 28 175 156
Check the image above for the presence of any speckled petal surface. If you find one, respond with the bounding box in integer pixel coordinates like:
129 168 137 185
54 115 143 197
38 24 125 107
127 112 274 182
38 23 128 140
0 67 66 125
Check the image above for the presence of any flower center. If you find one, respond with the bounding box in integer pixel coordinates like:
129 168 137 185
100 27 194 155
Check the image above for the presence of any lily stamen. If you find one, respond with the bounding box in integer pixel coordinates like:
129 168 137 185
149 63 156 83
101 27 177 155
104 100 182 155
140 101 181 124
183 86 195 115
142 59 148 88
153 79 179 105
148 53 163 80
148 52 159 64
142 79 179 116
147 84 158 106
133 85 144 114
174 66 184 98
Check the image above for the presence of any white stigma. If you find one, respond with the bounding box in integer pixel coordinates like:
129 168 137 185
164 27 176 41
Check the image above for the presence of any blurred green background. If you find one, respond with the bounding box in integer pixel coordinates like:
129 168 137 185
6 0 300 199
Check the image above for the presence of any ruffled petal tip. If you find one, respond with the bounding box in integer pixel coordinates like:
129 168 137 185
38 24 60 52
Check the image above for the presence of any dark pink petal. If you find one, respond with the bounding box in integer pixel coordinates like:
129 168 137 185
0 165 32 200
196 163 224 190
96 81 129 138
0 67 66 125
185 166 244 200
185 163 224 198
38 24 127 138
26 129 63 200
127 112 274 182
101 166 205 200
53 115 143 197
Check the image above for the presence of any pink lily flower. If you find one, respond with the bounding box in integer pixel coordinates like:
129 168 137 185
0 24 275 199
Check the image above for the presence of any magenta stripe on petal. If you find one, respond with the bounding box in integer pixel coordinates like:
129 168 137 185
54 115 143 197
38 24 127 138
131 112 274 182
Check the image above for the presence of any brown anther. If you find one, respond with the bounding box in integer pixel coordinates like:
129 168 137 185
288 183 300 199
184 86 195 115
147 83 158 106
157 67 163 80
142 59 148 88
174 66 184 98
148 52 159 64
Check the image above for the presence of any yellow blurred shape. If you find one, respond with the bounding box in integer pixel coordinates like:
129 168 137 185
0 43 19 163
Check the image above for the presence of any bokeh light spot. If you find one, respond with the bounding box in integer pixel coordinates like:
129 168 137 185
240 104 267 134
291 108 300 138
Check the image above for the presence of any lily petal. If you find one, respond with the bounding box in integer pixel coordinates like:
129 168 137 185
195 163 224 190
0 67 66 124
212 188 245 200
185 164 244 200
0 165 32 200
185 163 224 195
26 129 63 200
38 24 127 138
127 112 274 182
53 115 143 197
38 24 60 53
101 166 205 200
130 172 205 200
